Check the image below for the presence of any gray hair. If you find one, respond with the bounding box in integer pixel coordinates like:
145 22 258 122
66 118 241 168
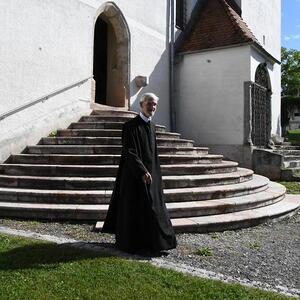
139 93 159 105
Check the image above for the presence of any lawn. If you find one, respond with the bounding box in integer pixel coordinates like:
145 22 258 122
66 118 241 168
286 129 300 143
279 181 300 194
0 234 294 300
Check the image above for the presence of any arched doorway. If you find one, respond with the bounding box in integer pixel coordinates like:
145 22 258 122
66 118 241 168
93 2 130 108
251 63 272 147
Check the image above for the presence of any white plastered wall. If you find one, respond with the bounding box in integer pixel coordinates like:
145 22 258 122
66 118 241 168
241 0 281 136
0 0 171 161
175 45 250 146
241 0 281 60
0 0 94 162
83 0 171 128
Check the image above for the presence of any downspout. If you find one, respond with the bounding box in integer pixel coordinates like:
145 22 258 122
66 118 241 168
169 0 176 131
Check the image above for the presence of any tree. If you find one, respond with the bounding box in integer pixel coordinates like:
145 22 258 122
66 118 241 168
281 47 300 96
281 47 300 130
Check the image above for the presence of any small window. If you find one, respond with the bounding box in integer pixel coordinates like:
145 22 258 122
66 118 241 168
295 113 300 117
176 0 186 30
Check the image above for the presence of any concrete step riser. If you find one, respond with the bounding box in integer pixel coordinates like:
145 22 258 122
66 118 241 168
0 194 285 222
0 165 238 177
283 157 300 162
165 185 268 203
0 209 103 221
8 155 220 165
90 111 138 117
40 138 194 147
275 146 300 150
173 208 298 233
0 174 252 190
0 186 267 204
69 122 166 132
80 116 134 122
275 150 300 155
0 184 267 205
57 130 180 139
283 161 300 168
169 196 284 219
25 147 207 155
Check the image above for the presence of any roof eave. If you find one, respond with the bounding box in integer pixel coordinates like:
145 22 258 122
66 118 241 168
251 42 281 65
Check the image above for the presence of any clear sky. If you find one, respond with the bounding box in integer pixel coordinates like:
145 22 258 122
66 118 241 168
282 0 300 50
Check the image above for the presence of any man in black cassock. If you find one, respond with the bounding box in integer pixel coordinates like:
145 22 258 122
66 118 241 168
102 93 177 254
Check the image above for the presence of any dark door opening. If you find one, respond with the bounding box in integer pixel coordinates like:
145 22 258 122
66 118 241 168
93 18 107 104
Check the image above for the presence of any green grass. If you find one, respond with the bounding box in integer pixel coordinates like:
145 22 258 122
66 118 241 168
0 234 294 300
278 181 300 194
194 247 213 257
286 129 300 142
49 130 58 137
248 242 261 250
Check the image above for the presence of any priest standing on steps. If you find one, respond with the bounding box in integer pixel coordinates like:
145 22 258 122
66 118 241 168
101 93 177 255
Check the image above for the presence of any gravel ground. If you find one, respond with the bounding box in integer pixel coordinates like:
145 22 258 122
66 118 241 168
0 212 299 295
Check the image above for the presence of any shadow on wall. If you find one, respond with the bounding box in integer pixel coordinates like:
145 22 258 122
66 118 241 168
129 48 170 130
129 1 171 129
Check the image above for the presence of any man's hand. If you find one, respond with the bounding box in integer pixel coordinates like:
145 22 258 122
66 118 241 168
142 172 152 184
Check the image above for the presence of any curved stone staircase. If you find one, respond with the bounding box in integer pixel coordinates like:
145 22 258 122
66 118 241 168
0 110 299 233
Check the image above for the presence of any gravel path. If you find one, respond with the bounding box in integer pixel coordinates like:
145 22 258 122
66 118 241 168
0 211 299 296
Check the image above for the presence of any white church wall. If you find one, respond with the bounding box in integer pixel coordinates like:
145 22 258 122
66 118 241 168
241 0 281 61
0 0 94 162
95 0 171 126
0 0 171 161
69 0 171 128
250 48 282 136
175 45 250 147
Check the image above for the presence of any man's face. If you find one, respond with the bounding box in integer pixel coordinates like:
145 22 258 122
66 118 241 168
140 98 158 118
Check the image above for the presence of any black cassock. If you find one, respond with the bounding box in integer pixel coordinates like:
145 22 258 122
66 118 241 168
102 115 177 253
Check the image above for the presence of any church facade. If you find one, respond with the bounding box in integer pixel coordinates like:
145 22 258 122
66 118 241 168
0 0 281 166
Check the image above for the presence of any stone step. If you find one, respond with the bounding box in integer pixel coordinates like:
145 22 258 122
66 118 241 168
283 155 300 162
0 161 238 177
24 145 208 155
8 154 222 165
166 182 285 218
170 194 299 233
283 160 300 168
164 174 268 202
94 194 299 232
91 110 138 117
282 166 300 173
274 150 300 155
40 137 195 147
0 174 269 204
0 168 253 190
79 115 135 122
0 182 287 222
275 145 300 150
56 129 181 139
69 122 166 132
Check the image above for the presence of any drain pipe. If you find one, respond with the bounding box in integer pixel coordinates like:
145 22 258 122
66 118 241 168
169 0 176 132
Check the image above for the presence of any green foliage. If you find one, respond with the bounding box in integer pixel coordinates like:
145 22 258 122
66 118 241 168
278 182 300 194
194 247 213 257
281 48 300 127
285 129 300 141
49 130 58 137
248 242 261 250
281 96 300 127
209 232 220 239
0 234 294 300
281 47 300 97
